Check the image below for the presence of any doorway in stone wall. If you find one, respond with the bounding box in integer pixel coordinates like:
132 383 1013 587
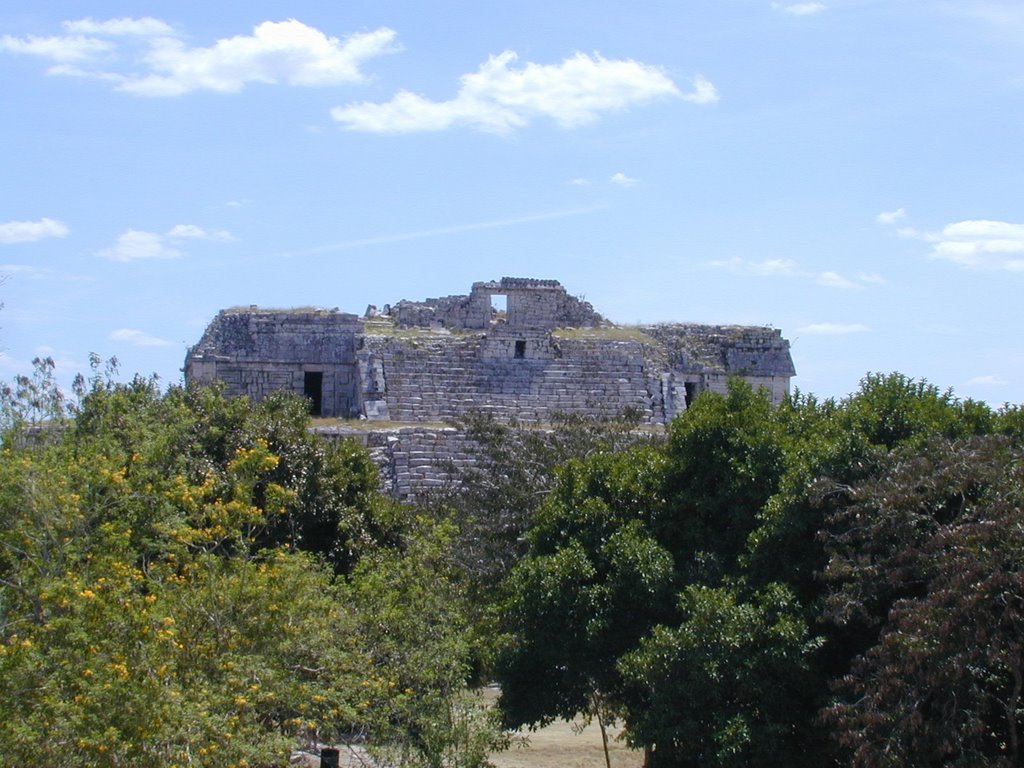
684 381 698 408
304 371 323 416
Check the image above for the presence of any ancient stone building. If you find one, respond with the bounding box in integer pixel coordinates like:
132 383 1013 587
186 277 794 421
185 278 795 498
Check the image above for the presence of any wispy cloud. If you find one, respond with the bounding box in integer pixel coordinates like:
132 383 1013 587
876 207 907 225
166 224 233 241
0 33 111 63
272 205 607 259
610 172 638 188
966 374 1009 386
797 322 870 335
62 17 175 36
109 328 173 347
0 218 69 244
817 271 856 289
772 2 827 16
0 18 398 96
332 51 705 135
710 257 881 289
98 224 234 261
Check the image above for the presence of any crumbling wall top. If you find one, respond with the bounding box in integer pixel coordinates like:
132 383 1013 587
389 277 603 330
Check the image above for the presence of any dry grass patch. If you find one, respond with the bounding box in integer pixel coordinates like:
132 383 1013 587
492 716 643 768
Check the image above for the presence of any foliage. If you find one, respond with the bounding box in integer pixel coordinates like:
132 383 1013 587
438 408 657 589
821 435 1024 767
497 373 1023 767
619 583 820 768
0 355 70 429
0 366 499 767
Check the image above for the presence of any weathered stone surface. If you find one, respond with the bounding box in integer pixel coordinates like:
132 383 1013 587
185 278 796 499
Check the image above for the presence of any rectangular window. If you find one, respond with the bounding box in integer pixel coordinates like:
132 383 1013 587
514 340 526 359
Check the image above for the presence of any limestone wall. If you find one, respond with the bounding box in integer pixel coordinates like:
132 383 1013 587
185 309 363 417
358 333 665 425
316 425 479 501
392 277 603 330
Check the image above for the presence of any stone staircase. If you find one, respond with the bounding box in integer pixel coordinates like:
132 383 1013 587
371 336 664 424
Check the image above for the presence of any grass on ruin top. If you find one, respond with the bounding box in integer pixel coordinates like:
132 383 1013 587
362 318 478 339
553 326 658 344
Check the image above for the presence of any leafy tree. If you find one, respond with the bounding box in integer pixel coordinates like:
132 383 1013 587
821 435 1024 767
659 381 787 581
498 374 1016 768
0 371 500 767
437 407 655 590
619 583 820 768
497 446 673 761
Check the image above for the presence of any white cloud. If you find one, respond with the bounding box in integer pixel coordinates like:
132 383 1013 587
63 17 174 36
772 2 827 16
817 271 856 289
684 75 718 104
610 172 638 188
0 217 70 244
122 21 398 96
710 257 803 277
568 178 590 186
797 322 870 335
926 219 1024 271
98 223 234 261
98 230 180 261
166 224 233 241
711 257 883 289
877 207 907 225
0 33 111 63
109 328 173 347
332 50 693 134
0 18 397 97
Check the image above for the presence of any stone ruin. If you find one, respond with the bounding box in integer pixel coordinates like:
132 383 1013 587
185 278 796 498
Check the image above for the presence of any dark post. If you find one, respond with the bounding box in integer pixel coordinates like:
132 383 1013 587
320 746 340 768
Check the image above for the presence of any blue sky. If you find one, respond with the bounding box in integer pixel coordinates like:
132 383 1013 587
2 1 1022 405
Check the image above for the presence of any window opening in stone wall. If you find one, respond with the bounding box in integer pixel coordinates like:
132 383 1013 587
684 381 698 408
491 294 507 323
304 371 323 416
514 339 526 359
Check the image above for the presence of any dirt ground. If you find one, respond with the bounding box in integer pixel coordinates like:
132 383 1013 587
490 715 644 768
484 686 644 768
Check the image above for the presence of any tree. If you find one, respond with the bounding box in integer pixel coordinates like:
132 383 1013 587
618 583 820 768
0 371 500 767
496 383 816 766
821 435 1024 767
497 374 1015 768
497 445 673 763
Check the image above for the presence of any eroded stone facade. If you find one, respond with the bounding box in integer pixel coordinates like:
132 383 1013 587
185 278 796 498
